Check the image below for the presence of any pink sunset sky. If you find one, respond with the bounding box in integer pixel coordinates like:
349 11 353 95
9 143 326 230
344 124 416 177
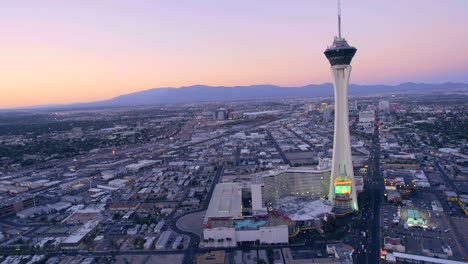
1 0 467 108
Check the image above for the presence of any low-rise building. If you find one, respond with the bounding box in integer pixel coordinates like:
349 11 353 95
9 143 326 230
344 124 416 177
155 230 171 250
61 220 100 250
384 236 405 253
444 191 458 202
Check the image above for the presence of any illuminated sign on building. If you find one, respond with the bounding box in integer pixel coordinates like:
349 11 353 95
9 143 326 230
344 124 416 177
334 185 351 194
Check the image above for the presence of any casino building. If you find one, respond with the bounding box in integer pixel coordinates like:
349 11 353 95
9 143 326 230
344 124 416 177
202 159 363 247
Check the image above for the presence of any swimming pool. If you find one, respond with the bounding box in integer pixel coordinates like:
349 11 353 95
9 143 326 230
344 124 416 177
234 219 267 229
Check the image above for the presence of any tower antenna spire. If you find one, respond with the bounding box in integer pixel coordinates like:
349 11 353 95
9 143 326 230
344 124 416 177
338 0 342 39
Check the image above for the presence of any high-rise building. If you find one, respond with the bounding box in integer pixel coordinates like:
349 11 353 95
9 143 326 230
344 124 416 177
324 1 358 214
213 108 228 120
321 102 328 110
306 103 315 113
379 100 390 112
323 105 334 122
349 100 358 110
359 110 375 123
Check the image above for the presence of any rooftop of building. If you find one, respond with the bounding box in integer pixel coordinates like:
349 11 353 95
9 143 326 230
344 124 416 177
273 196 332 221
384 236 403 246
389 252 466 264
62 220 100 245
206 213 291 230
205 182 242 220
251 165 331 185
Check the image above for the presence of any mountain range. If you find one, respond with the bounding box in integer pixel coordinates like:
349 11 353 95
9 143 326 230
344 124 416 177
7 82 468 110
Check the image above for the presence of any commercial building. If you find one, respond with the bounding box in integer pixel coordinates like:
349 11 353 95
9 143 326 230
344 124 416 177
61 220 100 250
0 195 36 217
254 166 331 207
249 164 344 222
399 208 430 229
205 183 243 220
323 106 334 122
422 239 453 259
213 109 228 120
384 252 466 264
16 206 54 219
203 182 290 247
387 190 402 203
384 236 405 252
202 162 363 247
203 223 289 247
359 110 375 123
444 191 458 202
281 243 354 264
458 195 468 215
125 160 160 172
379 100 390 112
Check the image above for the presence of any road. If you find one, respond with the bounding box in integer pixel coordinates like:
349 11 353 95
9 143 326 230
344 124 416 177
353 121 381 264
234 146 241 167
431 161 467 258
433 161 460 193
50 241 336 259
266 129 292 166
287 128 317 152
367 121 384 264
355 174 372 264
169 166 224 264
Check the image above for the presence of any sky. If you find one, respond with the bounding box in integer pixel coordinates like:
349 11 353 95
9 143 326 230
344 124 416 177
1 0 468 108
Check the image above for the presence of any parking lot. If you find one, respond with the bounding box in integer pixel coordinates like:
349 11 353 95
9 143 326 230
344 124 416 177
380 188 465 260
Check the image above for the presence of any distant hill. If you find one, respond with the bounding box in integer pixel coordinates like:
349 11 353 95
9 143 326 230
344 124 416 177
5 82 468 111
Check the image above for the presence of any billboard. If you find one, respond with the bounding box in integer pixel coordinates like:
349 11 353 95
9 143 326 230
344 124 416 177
334 185 351 194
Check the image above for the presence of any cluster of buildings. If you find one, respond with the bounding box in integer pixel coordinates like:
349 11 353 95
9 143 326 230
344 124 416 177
372 95 468 263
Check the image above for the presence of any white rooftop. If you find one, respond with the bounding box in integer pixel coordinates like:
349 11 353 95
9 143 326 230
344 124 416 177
273 196 332 221
62 220 100 245
391 252 467 264
206 183 242 220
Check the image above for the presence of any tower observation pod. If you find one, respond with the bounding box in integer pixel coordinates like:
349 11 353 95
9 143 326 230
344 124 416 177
324 0 358 215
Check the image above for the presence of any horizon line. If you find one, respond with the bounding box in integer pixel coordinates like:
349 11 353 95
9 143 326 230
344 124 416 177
3 81 467 111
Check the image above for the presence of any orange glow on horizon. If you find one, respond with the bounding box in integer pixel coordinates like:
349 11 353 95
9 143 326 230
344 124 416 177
1 1 467 108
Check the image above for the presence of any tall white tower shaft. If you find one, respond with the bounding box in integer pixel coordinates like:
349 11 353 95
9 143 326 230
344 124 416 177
324 0 358 214
328 65 358 212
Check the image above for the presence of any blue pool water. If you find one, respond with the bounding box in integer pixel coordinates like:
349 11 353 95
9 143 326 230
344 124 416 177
234 219 267 229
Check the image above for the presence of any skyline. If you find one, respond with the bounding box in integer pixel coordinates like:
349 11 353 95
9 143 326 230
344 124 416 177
2 0 468 108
